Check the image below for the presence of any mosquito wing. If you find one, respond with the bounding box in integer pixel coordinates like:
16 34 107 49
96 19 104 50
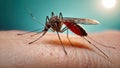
63 17 100 25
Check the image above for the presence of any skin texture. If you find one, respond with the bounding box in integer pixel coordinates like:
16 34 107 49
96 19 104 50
0 30 120 68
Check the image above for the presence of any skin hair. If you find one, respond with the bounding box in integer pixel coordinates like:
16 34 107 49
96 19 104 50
0 30 120 68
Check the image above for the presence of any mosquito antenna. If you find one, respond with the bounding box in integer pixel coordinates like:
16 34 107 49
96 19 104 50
29 11 45 27
29 30 47 44
25 8 45 27
57 32 67 55
87 36 116 49
83 37 109 59
17 28 43 35
30 32 43 37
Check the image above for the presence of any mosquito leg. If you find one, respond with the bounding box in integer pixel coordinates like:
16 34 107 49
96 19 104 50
61 22 73 33
29 16 50 37
17 28 42 35
56 32 67 55
28 22 50 44
29 30 47 44
46 16 49 23
83 37 109 59
51 12 54 17
61 26 73 46
67 29 74 46
87 36 116 49
61 26 68 32
30 16 51 37
59 12 63 19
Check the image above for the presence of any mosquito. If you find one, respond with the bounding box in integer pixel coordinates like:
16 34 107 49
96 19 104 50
18 12 115 58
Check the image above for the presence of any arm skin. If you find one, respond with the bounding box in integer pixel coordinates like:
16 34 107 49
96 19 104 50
0 30 120 68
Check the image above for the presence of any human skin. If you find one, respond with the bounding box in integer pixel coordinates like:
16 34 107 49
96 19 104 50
0 30 120 68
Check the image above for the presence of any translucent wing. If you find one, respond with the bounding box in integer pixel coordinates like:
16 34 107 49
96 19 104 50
63 17 100 25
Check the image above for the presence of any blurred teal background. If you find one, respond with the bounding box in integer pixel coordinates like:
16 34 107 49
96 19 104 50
0 0 120 32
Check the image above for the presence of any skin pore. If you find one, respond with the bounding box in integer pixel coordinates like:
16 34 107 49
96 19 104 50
0 30 120 68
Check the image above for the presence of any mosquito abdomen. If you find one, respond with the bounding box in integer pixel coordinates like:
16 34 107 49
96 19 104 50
64 22 87 36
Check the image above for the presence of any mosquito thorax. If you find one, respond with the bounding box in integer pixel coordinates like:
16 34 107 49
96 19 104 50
49 16 63 32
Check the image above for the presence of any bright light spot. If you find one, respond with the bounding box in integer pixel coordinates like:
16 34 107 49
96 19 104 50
102 0 116 8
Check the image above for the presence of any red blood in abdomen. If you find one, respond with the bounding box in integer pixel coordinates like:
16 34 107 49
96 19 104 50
64 22 87 36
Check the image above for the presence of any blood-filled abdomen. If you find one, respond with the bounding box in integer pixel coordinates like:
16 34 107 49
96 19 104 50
64 22 87 36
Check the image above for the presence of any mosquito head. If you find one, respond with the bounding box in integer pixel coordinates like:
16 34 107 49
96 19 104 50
49 16 63 32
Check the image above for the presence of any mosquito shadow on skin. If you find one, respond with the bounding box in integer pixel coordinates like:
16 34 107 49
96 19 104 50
42 38 93 50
